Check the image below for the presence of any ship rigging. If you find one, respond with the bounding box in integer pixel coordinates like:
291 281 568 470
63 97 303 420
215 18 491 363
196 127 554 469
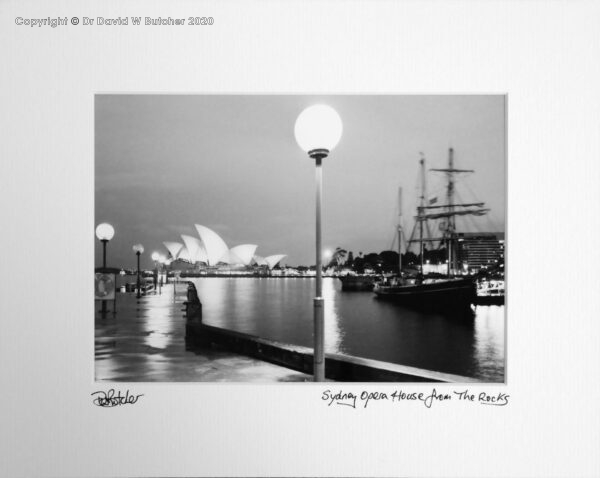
406 148 489 275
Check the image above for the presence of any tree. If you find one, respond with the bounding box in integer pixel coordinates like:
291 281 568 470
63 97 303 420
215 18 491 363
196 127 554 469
354 253 365 273
327 247 347 269
379 250 400 273
402 251 418 266
424 247 447 264
345 251 354 268
363 253 382 272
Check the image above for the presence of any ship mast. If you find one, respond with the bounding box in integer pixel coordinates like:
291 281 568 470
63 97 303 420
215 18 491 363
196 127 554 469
408 149 489 276
447 148 455 275
397 187 402 276
419 155 425 272
429 147 489 275
407 154 434 268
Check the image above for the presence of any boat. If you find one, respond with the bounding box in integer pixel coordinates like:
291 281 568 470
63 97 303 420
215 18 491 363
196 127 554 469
474 279 505 305
338 273 379 291
373 149 487 309
374 275 476 309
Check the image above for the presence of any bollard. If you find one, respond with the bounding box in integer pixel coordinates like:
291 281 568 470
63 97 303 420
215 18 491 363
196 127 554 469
184 282 202 322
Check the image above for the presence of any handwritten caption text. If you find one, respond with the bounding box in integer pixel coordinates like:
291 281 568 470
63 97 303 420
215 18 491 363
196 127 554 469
322 388 509 409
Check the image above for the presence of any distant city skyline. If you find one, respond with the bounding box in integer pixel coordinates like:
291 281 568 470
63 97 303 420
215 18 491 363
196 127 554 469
95 95 506 269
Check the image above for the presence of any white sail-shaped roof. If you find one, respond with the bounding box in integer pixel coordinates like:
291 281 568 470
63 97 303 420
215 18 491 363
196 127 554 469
228 245 258 266
177 246 192 262
264 254 287 269
181 234 208 264
195 224 229 266
163 241 183 260
218 250 233 265
253 255 267 266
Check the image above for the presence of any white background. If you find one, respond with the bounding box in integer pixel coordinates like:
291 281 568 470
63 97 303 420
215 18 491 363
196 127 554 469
1 1 599 477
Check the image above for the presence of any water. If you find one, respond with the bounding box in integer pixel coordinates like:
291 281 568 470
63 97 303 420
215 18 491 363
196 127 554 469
191 277 505 382
95 283 312 382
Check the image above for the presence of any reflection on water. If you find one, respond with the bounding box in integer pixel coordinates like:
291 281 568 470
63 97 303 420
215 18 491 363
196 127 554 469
95 283 190 381
473 305 506 380
143 291 177 351
323 277 343 353
192 277 505 381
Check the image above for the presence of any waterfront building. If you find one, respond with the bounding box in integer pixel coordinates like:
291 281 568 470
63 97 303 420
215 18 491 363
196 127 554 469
161 224 286 274
457 233 504 272
271 268 301 277
422 262 448 275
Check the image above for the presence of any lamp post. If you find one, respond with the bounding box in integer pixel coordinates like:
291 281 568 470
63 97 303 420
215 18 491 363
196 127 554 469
96 223 115 315
164 259 174 301
165 259 171 285
294 104 343 382
119 269 126 293
158 255 166 295
151 251 160 294
132 244 144 298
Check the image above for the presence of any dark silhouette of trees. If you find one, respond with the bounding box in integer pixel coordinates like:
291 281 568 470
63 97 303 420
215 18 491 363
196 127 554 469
362 253 382 272
354 252 365 273
327 247 347 269
379 250 399 272
328 242 503 277
423 247 447 265
345 251 354 268
402 251 418 266
330 246 451 274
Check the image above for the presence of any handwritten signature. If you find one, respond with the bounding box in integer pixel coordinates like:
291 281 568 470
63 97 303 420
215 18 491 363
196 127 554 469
91 389 143 407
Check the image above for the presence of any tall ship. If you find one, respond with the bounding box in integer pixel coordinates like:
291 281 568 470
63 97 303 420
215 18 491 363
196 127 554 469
374 148 491 309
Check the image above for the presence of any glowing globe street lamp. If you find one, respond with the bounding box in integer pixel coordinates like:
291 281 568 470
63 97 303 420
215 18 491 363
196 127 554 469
96 223 115 316
95 223 115 269
132 244 144 299
294 104 343 382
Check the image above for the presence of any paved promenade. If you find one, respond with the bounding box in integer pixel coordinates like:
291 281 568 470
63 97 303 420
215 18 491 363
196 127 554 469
94 282 312 382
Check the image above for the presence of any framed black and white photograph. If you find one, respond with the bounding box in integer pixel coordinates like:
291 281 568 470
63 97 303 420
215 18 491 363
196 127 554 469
1 1 599 477
94 94 506 384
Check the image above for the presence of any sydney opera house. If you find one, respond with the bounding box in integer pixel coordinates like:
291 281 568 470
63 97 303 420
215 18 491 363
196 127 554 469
160 224 286 275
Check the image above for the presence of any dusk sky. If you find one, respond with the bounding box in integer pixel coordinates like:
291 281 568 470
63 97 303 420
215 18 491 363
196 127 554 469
95 95 505 269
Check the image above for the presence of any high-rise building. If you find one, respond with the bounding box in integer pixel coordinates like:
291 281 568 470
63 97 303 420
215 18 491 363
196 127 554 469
457 233 504 272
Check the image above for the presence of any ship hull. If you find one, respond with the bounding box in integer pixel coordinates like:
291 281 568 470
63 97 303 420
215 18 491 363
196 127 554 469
339 275 376 291
474 280 505 305
374 277 476 310
473 295 504 305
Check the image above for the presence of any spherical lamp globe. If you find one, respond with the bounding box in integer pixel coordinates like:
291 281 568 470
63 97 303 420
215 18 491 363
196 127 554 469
294 104 343 155
95 223 115 241
151 252 160 262
132 244 144 254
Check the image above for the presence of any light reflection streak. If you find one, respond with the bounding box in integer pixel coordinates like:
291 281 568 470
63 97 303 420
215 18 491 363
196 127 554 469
473 305 505 376
323 278 342 353
141 289 177 372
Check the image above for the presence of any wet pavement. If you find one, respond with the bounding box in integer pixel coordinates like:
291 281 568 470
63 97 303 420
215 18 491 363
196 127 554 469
94 282 312 382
